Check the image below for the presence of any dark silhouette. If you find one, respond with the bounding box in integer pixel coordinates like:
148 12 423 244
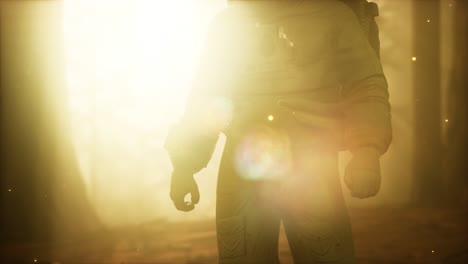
166 1 391 263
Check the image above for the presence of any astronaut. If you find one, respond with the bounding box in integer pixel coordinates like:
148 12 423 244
165 0 392 263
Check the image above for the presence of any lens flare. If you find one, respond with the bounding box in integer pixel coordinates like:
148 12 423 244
234 125 291 181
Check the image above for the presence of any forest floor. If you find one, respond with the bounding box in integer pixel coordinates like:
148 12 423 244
1 207 467 264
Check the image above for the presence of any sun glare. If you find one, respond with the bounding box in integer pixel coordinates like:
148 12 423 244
63 0 226 224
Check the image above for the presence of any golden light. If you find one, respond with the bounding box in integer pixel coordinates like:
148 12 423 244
63 0 227 224
268 115 274 121
412 56 417 61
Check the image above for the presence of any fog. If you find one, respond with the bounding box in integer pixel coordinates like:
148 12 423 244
62 0 421 226
1 0 460 222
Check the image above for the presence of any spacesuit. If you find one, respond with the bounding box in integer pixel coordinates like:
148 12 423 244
165 1 392 263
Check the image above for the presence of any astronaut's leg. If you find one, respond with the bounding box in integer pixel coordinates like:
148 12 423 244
281 148 356 264
216 137 282 264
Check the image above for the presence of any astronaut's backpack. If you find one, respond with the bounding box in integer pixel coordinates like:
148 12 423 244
339 0 381 58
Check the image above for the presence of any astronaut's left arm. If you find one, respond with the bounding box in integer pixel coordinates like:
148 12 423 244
334 4 392 198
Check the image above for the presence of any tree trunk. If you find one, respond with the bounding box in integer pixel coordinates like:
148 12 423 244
0 1 100 244
444 0 468 205
411 0 443 206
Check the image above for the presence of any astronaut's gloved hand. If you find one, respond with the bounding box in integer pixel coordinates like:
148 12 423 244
344 147 381 199
170 168 200 212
